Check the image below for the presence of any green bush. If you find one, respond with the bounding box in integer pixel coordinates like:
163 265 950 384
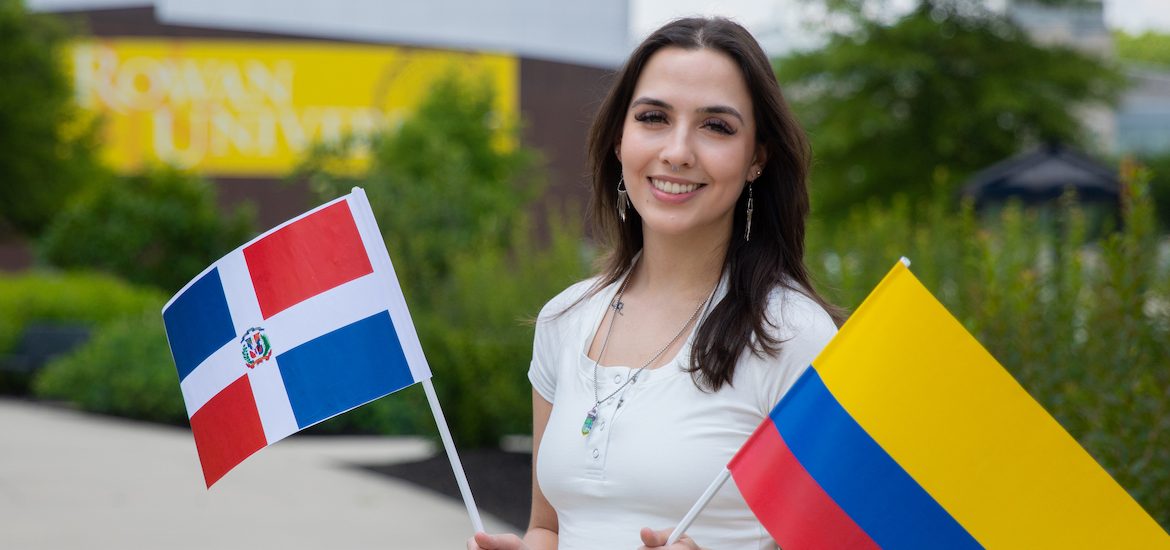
296 70 542 303
1133 152 1170 230
38 165 256 293
422 213 589 445
806 167 1170 530
33 311 187 425
0 271 164 356
304 214 588 441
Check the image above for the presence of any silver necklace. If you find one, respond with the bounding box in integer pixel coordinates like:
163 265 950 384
581 271 715 436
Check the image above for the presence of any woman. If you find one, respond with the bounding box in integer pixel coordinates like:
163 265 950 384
470 16 840 550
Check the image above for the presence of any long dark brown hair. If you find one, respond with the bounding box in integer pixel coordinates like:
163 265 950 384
583 17 843 391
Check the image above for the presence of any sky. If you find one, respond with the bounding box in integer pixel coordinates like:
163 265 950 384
632 0 1170 53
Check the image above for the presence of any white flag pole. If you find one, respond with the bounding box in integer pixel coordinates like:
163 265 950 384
351 187 483 532
422 378 485 533
666 467 732 545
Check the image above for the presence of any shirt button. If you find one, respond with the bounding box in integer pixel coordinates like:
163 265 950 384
592 448 600 459
613 374 623 384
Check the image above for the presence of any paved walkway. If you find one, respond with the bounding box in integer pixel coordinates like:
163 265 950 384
0 398 511 549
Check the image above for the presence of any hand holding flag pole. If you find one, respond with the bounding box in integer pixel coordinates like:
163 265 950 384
667 260 917 545
664 468 730 545
162 187 483 533
667 257 1167 548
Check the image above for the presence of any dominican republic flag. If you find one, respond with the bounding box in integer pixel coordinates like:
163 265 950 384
725 260 1167 548
162 188 431 487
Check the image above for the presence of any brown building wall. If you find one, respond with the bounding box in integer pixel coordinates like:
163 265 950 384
519 57 613 219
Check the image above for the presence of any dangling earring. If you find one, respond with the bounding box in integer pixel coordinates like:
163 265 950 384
617 177 630 222
744 182 754 242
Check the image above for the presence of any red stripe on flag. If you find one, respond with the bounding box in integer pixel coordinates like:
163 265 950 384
244 201 373 319
190 375 267 487
729 420 879 550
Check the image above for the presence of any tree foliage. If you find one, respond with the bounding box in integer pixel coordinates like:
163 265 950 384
1133 152 1170 230
1111 30 1170 229
298 72 545 304
39 166 255 292
295 71 590 446
778 0 1124 216
1114 30 1170 69
0 0 102 237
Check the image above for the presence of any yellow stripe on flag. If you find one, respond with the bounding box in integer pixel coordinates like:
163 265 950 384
813 260 1168 548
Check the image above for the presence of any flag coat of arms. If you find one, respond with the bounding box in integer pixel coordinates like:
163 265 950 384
727 260 1169 549
162 188 431 487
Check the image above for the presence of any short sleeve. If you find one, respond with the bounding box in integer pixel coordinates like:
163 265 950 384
750 287 838 414
528 315 557 403
526 277 600 404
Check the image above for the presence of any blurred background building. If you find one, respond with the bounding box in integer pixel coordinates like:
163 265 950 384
23 0 629 235
1009 0 1170 156
7 0 1170 269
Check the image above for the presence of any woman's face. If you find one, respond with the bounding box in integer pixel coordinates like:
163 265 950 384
618 46 764 242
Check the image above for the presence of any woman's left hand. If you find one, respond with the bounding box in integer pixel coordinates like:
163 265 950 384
636 527 701 549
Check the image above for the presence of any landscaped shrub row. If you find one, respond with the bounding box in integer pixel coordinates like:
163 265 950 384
0 271 164 394
0 271 164 356
806 168 1169 531
27 177 1170 528
34 311 186 425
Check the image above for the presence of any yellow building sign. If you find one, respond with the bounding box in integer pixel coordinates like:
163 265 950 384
71 39 518 176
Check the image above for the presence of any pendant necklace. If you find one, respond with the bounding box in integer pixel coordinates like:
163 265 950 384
581 268 716 436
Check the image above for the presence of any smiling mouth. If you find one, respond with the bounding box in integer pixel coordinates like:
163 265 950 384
650 178 704 195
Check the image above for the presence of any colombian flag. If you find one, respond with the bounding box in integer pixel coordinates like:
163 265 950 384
728 259 1169 548
162 189 431 487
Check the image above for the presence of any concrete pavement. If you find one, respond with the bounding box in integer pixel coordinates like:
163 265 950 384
0 398 512 549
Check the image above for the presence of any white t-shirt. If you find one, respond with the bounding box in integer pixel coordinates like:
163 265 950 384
528 274 837 550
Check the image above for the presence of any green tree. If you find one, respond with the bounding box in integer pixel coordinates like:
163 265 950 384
0 0 102 237
38 166 255 292
296 72 589 446
1114 30 1170 69
298 72 544 307
779 0 1123 216
1113 30 1170 229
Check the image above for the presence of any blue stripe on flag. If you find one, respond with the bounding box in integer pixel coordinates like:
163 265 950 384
163 268 236 382
277 311 416 429
772 368 981 549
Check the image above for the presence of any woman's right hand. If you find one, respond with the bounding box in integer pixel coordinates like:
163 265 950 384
468 391 557 550
467 532 530 550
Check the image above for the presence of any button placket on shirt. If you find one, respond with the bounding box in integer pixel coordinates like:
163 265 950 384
585 367 633 471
